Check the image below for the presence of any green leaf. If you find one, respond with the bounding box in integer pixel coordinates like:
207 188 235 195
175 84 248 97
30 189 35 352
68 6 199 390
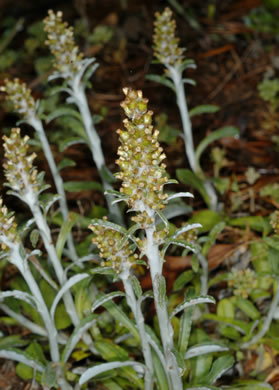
202 222 226 257
177 287 195 355
41 363 58 388
100 165 117 184
50 274 90 320
59 137 87 152
195 126 239 167
0 335 28 349
151 349 169 390
173 270 194 291
229 216 272 234
188 210 223 234
203 313 251 334
217 298 235 319
64 180 103 192
62 313 97 363
57 158 76 171
267 246 279 276
201 355 234 385
79 361 145 386
234 297 260 320
176 169 211 207
103 301 140 342
171 295 215 319
46 106 82 123
30 229 40 248
227 382 272 390
146 74 176 92
95 339 130 361
55 214 77 259
91 292 126 313
131 276 142 299
156 275 166 308
189 105 219 118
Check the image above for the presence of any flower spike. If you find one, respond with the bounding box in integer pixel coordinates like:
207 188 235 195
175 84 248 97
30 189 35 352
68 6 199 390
44 10 83 77
3 128 39 198
89 219 137 273
153 7 184 66
0 78 36 120
0 199 20 254
116 88 168 226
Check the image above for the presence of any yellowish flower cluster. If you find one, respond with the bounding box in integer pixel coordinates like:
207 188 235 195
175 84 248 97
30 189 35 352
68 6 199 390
0 78 36 119
44 10 83 76
0 200 19 253
89 218 138 273
227 269 258 299
153 7 184 66
3 128 39 196
116 88 168 227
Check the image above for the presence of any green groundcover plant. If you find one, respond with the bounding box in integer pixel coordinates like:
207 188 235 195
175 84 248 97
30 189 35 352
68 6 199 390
0 7 277 390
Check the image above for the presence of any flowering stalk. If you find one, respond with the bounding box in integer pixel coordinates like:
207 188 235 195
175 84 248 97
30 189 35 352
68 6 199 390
0 78 78 262
2 128 93 351
43 10 123 225
89 223 154 390
0 201 62 370
115 88 183 390
153 8 217 210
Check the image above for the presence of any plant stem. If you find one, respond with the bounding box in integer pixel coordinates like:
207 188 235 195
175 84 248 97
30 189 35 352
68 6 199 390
241 278 279 349
196 251 208 296
70 84 124 225
29 116 78 262
168 65 218 211
121 270 154 390
168 65 197 173
144 211 183 390
29 200 95 352
12 245 60 362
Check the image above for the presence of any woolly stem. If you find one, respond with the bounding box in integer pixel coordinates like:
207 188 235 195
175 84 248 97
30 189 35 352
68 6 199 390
168 65 218 211
12 244 60 362
29 116 78 262
144 213 183 390
70 83 124 225
121 269 154 390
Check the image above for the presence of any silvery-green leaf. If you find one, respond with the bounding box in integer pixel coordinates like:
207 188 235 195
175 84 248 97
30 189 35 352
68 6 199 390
156 275 166 308
0 291 36 308
195 126 239 166
189 105 220 118
50 274 90 319
167 192 194 202
59 137 87 152
30 229 40 248
201 355 234 385
172 223 202 239
45 106 82 123
62 313 97 363
170 295 215 319
146 74 176 92
131 276 142 299
0 348 44 372
161 238 197 258
89 218 126 234
91 292 125 313
185 342 229 359
79 361 145 385
182 78 196 86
